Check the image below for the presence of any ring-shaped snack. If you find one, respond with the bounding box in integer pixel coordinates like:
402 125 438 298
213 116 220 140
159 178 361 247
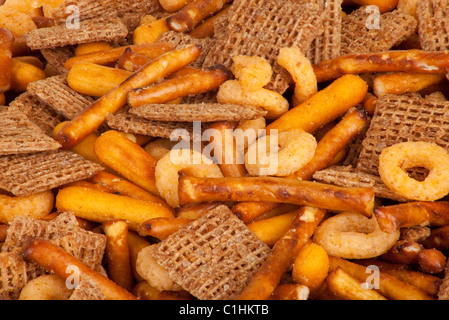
378 141 449 201
313 211 400 259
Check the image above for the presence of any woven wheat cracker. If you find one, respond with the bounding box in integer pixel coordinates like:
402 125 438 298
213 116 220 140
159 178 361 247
0 249 28 300
151 205 271 300
129 103 267 122
27 75 95 120
0 108 61 156
0 150 104 197
416 0 449 51
341 6 417 54
313 165 409 202
306 0 343 64
40 46 76 75
356 93 449 176
202 0 324 94
26 17 128 50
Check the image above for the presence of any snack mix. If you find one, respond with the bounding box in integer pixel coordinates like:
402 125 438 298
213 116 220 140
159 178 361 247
2 0 449 302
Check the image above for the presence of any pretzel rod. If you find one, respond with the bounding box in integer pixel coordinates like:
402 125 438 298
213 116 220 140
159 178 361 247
231 202 280 224
329 256 434 300
237 206 326 300
247 210 298 246
266 74 367 134
128 64 231 107
166 0 229 33
289 107 368 181
127 231 151 282
206 121 247 178
0 28 13 93
102 219 134 291
422 226 449 251
313 50 449 83
381 239 423 265
178 176 375 217
23 239 137 300
189 4 231 38
94 130 161 196
374 201 449 233
118 48 153 72
175 202 222 219
137 217 193 240
54 44 202 149
64 42 174 70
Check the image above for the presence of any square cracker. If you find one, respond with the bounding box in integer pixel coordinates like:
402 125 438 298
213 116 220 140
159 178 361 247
151 205 271 300
0 107 61 156
416 0 449 51
202 0 324 94
0 150 104 196
355 93 449 176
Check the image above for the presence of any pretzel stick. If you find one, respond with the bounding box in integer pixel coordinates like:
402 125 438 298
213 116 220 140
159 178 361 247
102 219 134 291
118 48 153 72
178 176 375 217
64 43 174 70
0 28 13 93
266 74 367 134
329 256 434 300
289 107 368 181
231 202 280 224
206 121 247 178
189 4 231 38
313 50 449 83
127 231 151 282
54 44 202 149
166 0 229 33
128 65 231 107
23 239 138 300
237 206 326 300
374 201 449 233
422 225 449 251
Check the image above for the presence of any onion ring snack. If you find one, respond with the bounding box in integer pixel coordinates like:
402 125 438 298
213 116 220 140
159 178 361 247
378 141 449 201
313 211 400 259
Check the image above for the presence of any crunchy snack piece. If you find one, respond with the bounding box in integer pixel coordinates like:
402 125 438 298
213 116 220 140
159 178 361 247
40 46 76 75
129 103 267 122
312 165 409 202
0 150 104 197
341 7 417 54
107 111 203 140
68 275 106 300
0 249 28 300
0 107 61 156
26 17 128 50
306 0 343 64
50 0 119 25
416 0 449 51
356 94 449 176
202 0 324 94
27 75 95 120
151 205 271 300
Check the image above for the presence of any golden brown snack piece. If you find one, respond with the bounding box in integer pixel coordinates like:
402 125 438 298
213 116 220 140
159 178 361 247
381 240 424 265
10 58 46 92
166 0 229 33
67 63 132 97
247 211 298 246
159 0 195 11
326 267 387 300
94 130 160 196
178 176 375 217
23 239 137 300
0 190 54 224
127 231 150 282
55 186 174 230
422 226 449 251
102 220 134 292
127 65 230 107
292 241 329 293
18 275 72 300
266 74 367 134
189 4 230 38
64 43 174 71
342 0 399 13
132 281 193 300
375 201 449 234
0 28 13 93
313 50 449 83
133 16 172 44
54 44 202 149
417 248 447 274
237 206 326 300
373 72 445 97
269 284 310 300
